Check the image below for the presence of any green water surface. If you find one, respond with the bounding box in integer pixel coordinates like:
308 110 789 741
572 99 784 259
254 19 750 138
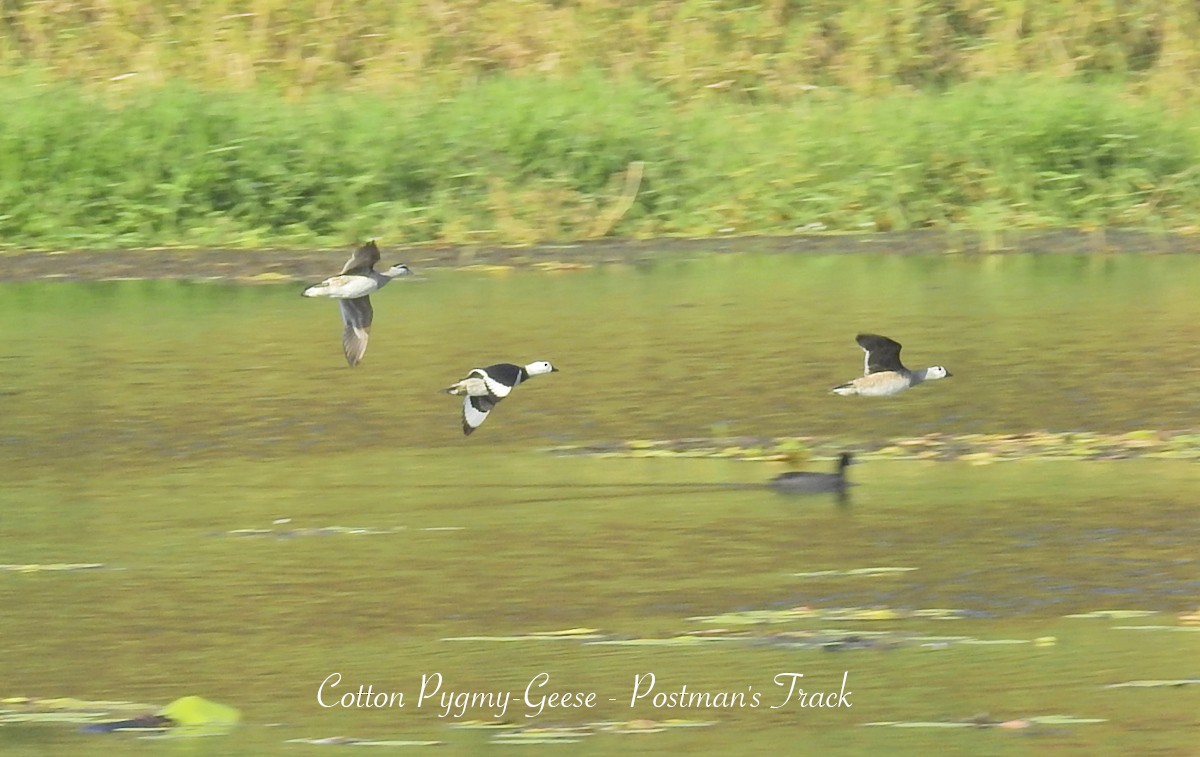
1 253 1197 755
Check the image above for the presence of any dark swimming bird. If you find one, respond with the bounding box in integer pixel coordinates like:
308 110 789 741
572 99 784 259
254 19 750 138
442 361 558 435
769 453 854 493
832 333 951 396
301 241 413 367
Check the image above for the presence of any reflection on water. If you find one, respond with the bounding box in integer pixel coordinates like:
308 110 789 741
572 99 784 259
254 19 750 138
1 253 1198 754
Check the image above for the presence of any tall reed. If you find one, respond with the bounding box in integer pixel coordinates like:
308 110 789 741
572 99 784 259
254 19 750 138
2 1 1200 101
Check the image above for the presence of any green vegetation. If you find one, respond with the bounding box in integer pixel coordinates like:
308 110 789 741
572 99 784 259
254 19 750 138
4 2 1200 248
551 430 1200 463
4 0 1197 98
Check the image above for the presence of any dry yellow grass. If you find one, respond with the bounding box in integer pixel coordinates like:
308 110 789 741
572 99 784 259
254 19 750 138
4 1 1200 101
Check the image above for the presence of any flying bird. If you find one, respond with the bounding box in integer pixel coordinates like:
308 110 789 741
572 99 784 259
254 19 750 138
832 334 951 396
442 361 559 435
301 241 412 367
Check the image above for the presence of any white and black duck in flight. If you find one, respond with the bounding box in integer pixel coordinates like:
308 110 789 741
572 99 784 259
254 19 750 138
832 333 951 396
442 361 558 435
302 241 412 367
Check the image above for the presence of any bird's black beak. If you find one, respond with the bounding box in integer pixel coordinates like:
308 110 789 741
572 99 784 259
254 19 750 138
551 366 560 372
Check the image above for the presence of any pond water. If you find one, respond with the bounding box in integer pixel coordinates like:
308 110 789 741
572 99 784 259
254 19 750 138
1 252 1198 755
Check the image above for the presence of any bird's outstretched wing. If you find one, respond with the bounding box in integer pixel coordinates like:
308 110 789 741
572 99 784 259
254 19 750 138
856 333 905 374
462 394 499 435
340 240 381 276
338 296 374 367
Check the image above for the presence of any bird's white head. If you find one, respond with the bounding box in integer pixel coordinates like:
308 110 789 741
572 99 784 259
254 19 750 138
385 263 413 278
925 366 951 380
525 361 559 376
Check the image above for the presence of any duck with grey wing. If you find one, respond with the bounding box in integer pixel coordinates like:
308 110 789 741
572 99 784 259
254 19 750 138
769 453 855 493
443 361 558 435
832 333 951 397
301 240 413 367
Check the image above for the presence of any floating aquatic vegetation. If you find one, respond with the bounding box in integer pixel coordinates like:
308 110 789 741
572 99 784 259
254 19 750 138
532 261 593 272
597 721 665 734
217 525 462 539
0 563 107 573
449 720 525 730
621 718 717 730
455 264 515 274
1103 679 1200 689
687 608 818 625
689 606 970 625
866 721 986 729
237 272 293 283
793 567 918 578
443 628 607 642
0 697 154 726
286 737 445 746
492 726 591 744
445 626 1049 653
955 638 1048 646
82 696 239 738
1064 610 1158 619
586 636 743 648
454 718 716 744
493 736 587 744
547 430 1200 462
3 695 238 738
864 714 1106 729
1026 715 1109 725
1111 625 1200 632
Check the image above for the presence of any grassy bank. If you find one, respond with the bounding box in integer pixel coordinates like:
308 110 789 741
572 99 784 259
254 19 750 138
4 2 1200 250
2 74 1199 249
